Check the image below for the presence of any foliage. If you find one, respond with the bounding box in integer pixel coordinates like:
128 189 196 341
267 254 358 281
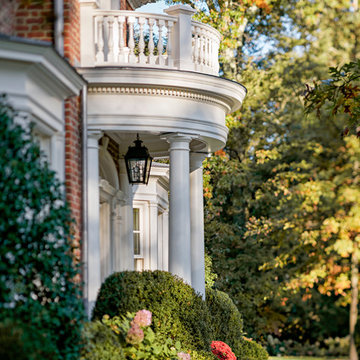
200 0 360 347
236 339 268 360
266 334 349 357
81 321 125 360
0 97 84 359
205 253 218 290
190 350 218 360
102 310 183 359
206 288 243 354
0 320 54 360
92 270 213 351
305 60 360 136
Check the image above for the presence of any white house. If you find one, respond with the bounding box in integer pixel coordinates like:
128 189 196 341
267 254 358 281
0 0 246 317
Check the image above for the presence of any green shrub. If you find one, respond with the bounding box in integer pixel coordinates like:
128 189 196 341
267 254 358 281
190 350 218 360
0 319 58 360
205 253 218 290
206 288 243 354
92 270 213 351
81 321 125 360
0 97 84 359
236 339 268 360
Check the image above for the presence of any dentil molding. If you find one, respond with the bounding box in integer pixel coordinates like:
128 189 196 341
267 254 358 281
87 85 228 108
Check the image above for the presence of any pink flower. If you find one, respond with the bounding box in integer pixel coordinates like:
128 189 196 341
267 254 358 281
132 309 152 327
126 323 144 345
211 341 236 360
177 352 191 360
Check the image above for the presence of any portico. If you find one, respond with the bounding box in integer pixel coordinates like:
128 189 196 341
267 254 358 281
78 2 246 316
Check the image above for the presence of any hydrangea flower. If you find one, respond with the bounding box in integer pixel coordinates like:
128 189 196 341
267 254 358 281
211 341 236 360
132 309 152 327
126 323 144 345
177 352 191 360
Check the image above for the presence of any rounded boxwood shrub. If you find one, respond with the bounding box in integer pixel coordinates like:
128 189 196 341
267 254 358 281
81 321 125 360
236 339 268 360
92 270 213 351
206 288 243 354
0 98 84 359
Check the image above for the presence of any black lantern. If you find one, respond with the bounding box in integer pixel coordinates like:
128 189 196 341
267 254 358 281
125 134 153 185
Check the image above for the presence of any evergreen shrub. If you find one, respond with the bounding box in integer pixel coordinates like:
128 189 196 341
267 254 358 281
0 97 84 359
190 350 218 360
81 321 125 360
236 339 268 360
206 289 243 354
92 270 213 351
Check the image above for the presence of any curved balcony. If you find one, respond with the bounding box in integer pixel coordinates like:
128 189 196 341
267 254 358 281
80 4 221 75
79 3 246 154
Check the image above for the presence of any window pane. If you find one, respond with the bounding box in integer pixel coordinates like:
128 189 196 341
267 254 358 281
133 208 139 231
134 232 140 255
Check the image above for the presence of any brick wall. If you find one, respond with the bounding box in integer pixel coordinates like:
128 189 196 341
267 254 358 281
63 0 83 265
15 0 54 41
64 95 82 260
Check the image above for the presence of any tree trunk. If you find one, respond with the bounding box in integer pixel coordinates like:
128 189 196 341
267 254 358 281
350 241 359 360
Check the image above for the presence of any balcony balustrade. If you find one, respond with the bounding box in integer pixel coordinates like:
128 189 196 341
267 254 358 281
80 4 221 76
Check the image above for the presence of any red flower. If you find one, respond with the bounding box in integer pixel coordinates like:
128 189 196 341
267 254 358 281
211 341 236 360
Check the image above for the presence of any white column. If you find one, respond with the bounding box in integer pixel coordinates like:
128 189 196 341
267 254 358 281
119 159 134 271
190 153 207 299
162 210 169 271
164 133 193 284
86 130 103 317
149 202 159 270
112 200 123 272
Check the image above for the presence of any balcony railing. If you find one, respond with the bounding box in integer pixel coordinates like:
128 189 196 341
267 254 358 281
80 4 221 76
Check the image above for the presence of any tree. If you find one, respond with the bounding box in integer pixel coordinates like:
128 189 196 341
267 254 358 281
0 97 84 359
200 0 360 354
304 59 360 360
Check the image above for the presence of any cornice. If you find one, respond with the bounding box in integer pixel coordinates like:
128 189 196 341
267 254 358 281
78 67 246 112
0 37 85 95
88 85 229 108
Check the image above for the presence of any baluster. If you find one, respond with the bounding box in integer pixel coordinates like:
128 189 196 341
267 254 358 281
128 16 136 63
214 37 220 74
199 28 205 67
148 18 155 65
107 16 114 63
95 16 104 63
118 15 126 63
157 20 165 65
166 20 174 67
194 26 201 66
138 17 146 64
209 32 214 69
205 31 210 67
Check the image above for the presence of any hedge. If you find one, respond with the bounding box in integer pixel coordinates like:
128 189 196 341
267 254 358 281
92 270 213 351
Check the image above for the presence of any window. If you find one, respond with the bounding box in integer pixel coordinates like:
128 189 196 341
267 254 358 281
133 207 144 270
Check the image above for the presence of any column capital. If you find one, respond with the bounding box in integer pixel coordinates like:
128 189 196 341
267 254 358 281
161 133 198 151
190 152 208 172
88 130 103 141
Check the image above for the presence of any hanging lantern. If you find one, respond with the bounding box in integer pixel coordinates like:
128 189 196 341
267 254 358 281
125 133 153 185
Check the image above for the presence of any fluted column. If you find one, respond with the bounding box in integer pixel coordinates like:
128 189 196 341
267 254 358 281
86 130 103 317
164 133 194 284
190 153 207 299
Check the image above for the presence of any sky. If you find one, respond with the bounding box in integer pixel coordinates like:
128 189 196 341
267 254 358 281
137 1 168 13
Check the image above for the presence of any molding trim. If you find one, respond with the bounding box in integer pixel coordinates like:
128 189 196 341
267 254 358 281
88 85 229 108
